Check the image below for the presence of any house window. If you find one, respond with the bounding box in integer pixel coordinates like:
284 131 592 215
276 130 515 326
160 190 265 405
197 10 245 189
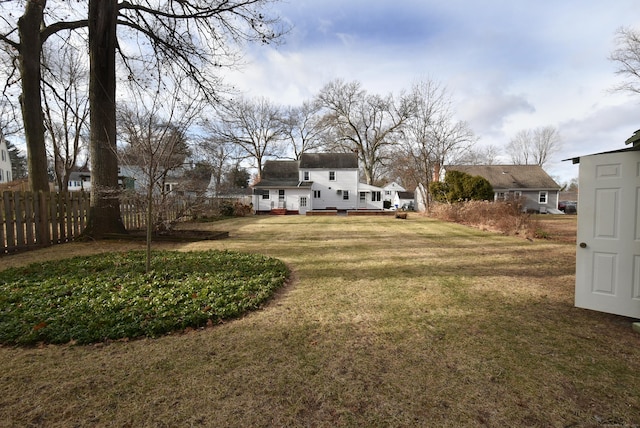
343 190 349 200
164 183 173 193
385 190 391 196
329 171 336 181
303 171 309 181
538 191 548 204
313 190 321 198
0 169 3 181
262 191 270 200
359 192 366 202
300 197 307 208
1 149 5 161
6 171 10 182
495 192 505 201
514 191 522 198
371 191 381 202
279 190 285 201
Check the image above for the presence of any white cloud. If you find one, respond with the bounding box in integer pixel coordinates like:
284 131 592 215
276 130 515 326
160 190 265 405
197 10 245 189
220 0 640 185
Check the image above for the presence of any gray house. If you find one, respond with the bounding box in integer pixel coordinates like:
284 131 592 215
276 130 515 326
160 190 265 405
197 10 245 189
445 165 561 213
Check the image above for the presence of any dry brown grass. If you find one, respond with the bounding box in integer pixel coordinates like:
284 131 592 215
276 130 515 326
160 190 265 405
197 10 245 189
0 215 638 427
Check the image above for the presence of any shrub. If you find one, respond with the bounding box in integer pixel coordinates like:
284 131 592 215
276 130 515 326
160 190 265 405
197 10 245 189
430 199 533 237
429 170 493 203
218 201 253 217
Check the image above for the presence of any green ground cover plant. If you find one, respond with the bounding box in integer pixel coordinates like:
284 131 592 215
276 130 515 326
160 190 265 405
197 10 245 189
0 250 288 345
0 215 639 427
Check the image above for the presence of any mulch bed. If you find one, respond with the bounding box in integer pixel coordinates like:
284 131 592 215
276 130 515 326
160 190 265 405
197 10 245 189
103 229 229 242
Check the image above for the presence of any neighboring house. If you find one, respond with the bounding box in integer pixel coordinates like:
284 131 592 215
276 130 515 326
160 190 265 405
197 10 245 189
67 171 92 192
0 136 12 184
118 165 204 196
567 140 640 318
252 153 385 215
445 164 561 213
64 168 135 192
393 191 415 210
382 181 405 204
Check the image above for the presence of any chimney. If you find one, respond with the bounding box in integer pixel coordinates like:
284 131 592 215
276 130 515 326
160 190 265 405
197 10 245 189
432 162 441 182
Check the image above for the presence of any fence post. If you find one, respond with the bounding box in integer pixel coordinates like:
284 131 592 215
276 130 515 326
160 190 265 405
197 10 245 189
36 191 51 246
1 191 10 253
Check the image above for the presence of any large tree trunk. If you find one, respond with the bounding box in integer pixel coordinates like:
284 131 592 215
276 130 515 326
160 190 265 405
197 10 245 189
18 0 49 192
84 0 126 237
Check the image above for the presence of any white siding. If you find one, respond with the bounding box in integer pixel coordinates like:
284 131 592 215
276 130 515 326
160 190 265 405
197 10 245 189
305 167 359 210
254 188 311 212
0 139 12 184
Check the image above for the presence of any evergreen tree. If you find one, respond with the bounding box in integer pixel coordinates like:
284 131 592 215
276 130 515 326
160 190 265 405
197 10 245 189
6 140 28 180
430 170 493 203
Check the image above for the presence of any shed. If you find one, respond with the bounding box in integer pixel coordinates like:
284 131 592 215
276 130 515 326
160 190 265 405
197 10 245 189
568 142 640 318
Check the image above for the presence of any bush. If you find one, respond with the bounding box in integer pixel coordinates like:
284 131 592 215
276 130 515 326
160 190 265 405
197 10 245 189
0 250 288 345
429 170 493 203
219 201 253 217
430 199 533 237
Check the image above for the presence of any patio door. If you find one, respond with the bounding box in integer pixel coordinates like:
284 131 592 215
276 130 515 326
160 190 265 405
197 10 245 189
575 151 640 318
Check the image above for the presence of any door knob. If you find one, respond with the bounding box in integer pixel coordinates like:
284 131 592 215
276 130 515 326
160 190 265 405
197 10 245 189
579 242 587 248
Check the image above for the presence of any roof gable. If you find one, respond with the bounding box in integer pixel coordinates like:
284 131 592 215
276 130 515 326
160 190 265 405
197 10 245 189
299 153 358 169
445 165 560 190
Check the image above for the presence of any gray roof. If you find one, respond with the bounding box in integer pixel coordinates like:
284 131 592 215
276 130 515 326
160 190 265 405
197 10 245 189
445 165 560 190
254 160 300 187
253 153 358 188
300 152 358 169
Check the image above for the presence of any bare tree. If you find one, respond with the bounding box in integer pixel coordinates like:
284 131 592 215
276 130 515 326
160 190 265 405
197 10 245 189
506 126 561 167
280 100 327 160
41 38 89 192
1 1 285 236
400 79 476 210
117 79 201 272
194 136 240 197
85 0 285 237
316 79 415 185
531 126 561 167
457 144 500 165
210 96 285 180
610 26 640 95
506 130 532 165
0 2 87 192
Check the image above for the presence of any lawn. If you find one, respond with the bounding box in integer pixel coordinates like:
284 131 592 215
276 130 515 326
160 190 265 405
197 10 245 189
1 214 639 427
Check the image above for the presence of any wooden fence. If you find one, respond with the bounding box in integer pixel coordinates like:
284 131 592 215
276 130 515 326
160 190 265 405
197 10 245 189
1 191 193 255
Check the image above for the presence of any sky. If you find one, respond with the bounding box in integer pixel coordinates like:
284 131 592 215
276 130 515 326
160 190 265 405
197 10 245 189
220 0 640 185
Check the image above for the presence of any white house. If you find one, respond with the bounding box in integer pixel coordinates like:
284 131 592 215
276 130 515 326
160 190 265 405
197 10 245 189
382 181 405 204
252 153 385 215
67 171 92 192
0 135 12 184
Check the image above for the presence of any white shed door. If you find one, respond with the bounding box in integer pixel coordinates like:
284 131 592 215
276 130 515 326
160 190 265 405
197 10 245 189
575 151 640 318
